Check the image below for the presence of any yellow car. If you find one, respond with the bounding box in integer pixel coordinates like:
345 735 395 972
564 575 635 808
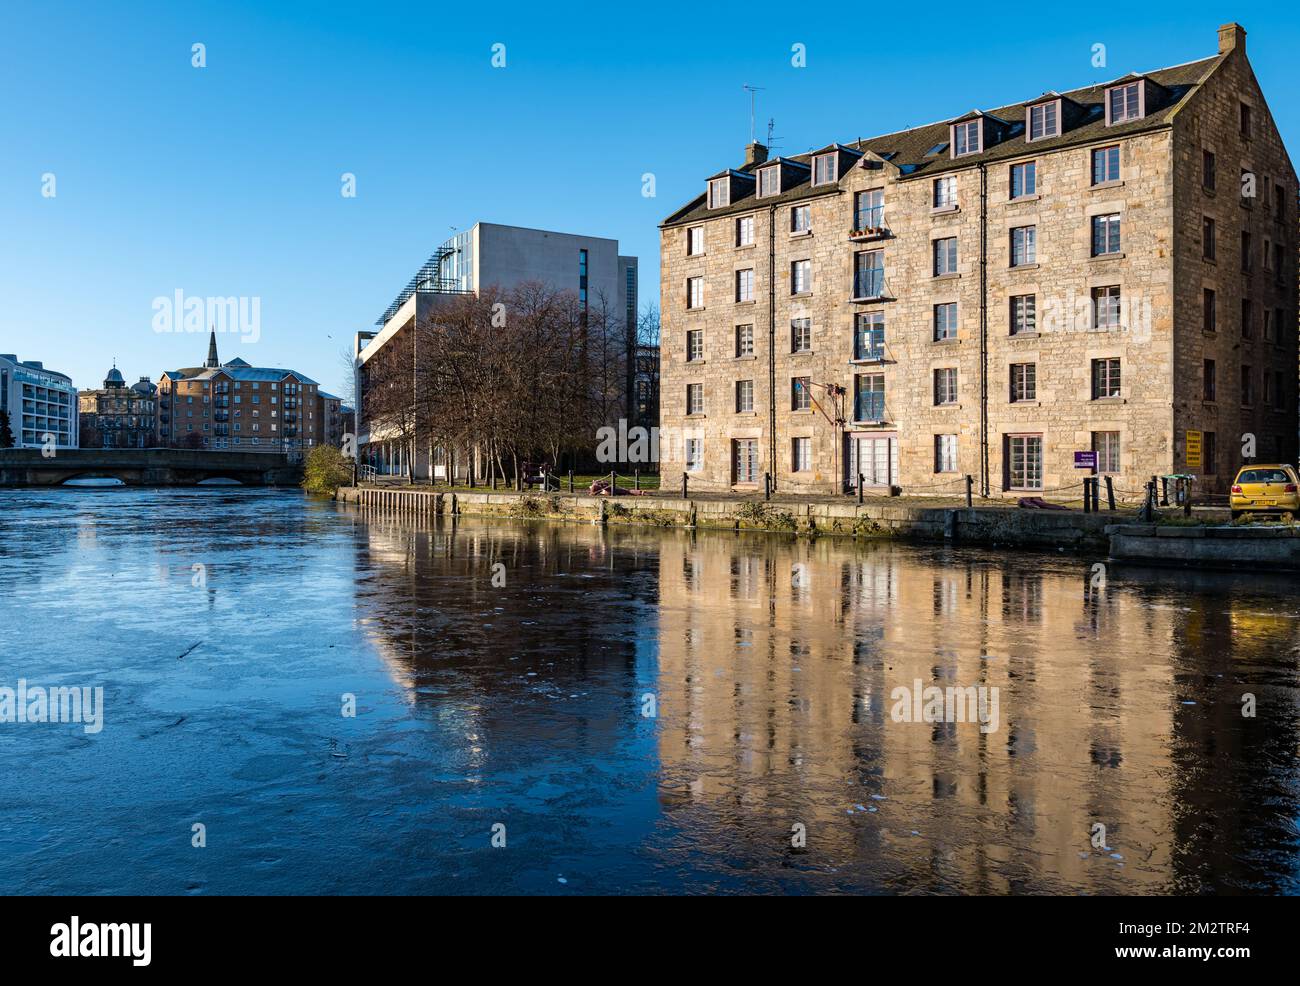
1230 464 1300 520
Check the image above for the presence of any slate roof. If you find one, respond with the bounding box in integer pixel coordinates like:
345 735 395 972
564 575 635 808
161 363 318 386
662 55 1221 228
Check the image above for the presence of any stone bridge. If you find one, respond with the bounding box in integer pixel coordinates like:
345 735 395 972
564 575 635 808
0 448 303 487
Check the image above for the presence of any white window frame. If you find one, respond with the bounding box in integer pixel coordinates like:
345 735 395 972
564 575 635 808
736 379 754 413
1106 82 1143 125
686 276 704 310
951 120 982 157
1011 225 1037 267
1010 161 1036 199
735 268 754 303
735 323 754 357
685 438 703 472
934 367 958 405
735 215 754 247
1010 294 1036 335
811 153 837 186
1027 100 1060 141
792 376 812 411
792 436 812 472
933 237 958 276
934 302 958 342
933 175 957 209
686 329 703 362
1010 362 1037 402
790 204 811 233
1092 431 1120 474
757 166 780 198
791 318 812 353
686 225 704 256
686 383 704 416
1007 434 1043 490
708 177 730 208
935 434 958 474
791 259 811 295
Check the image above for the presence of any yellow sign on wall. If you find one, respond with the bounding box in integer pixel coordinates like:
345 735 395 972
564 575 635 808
1186 430 1203 468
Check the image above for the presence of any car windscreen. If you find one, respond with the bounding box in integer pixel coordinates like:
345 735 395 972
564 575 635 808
1238 469 1290 484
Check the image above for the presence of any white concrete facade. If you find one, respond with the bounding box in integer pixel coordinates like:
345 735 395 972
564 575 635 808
0 353 79 449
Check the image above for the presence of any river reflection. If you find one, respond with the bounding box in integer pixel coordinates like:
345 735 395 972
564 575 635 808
1 489 1297 894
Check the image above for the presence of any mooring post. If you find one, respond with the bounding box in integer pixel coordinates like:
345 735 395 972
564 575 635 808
965 474 973 508
1105 475 1115 511
681 472 688 498
764 472 771 501
858 473 864 505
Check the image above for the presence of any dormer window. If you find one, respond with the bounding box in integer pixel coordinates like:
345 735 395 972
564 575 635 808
708 178 730 209
1106 82 1142 125
758 166 780 198
952 120 981 157
812 153 838 186
1027 101 1060 141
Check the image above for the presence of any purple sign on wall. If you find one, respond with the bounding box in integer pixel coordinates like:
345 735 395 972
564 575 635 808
1074 451 1097 469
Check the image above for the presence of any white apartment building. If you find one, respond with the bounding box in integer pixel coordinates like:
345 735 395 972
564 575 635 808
0 353 79 450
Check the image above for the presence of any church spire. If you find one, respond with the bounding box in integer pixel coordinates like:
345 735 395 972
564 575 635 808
204 326 219 369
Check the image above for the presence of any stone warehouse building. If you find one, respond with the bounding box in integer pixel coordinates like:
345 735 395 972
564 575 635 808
659 24 1295 496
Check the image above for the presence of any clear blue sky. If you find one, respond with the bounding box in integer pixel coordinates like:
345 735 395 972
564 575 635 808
1 1 1296 397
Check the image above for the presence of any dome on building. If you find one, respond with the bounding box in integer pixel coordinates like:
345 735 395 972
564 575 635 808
131 376 156 396
103 365 125 388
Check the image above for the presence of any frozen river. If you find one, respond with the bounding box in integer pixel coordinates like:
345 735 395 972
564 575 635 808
1 487 1297 894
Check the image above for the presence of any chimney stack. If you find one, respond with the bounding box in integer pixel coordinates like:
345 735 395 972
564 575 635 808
744 142 769 168
1218 22 1245 55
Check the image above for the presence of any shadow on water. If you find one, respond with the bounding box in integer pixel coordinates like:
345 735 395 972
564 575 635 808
1 487 1297 894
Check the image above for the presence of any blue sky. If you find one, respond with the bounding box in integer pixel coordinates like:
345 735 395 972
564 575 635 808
1 1 1296 397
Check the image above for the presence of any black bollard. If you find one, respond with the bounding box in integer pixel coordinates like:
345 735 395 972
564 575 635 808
858 473 864 505
1105 475 1115 511
681 472 688 498
965 474 973 508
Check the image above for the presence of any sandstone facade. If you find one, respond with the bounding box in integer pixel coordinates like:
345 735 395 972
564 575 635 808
659 24 1295 497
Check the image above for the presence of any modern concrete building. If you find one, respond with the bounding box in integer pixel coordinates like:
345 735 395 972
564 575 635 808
0 353 78 450
158 331 330 453
659 24 1296 496
355 222 638 477
78 365 159 449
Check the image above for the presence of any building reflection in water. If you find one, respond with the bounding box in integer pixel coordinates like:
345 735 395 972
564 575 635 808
351 507 1300 894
